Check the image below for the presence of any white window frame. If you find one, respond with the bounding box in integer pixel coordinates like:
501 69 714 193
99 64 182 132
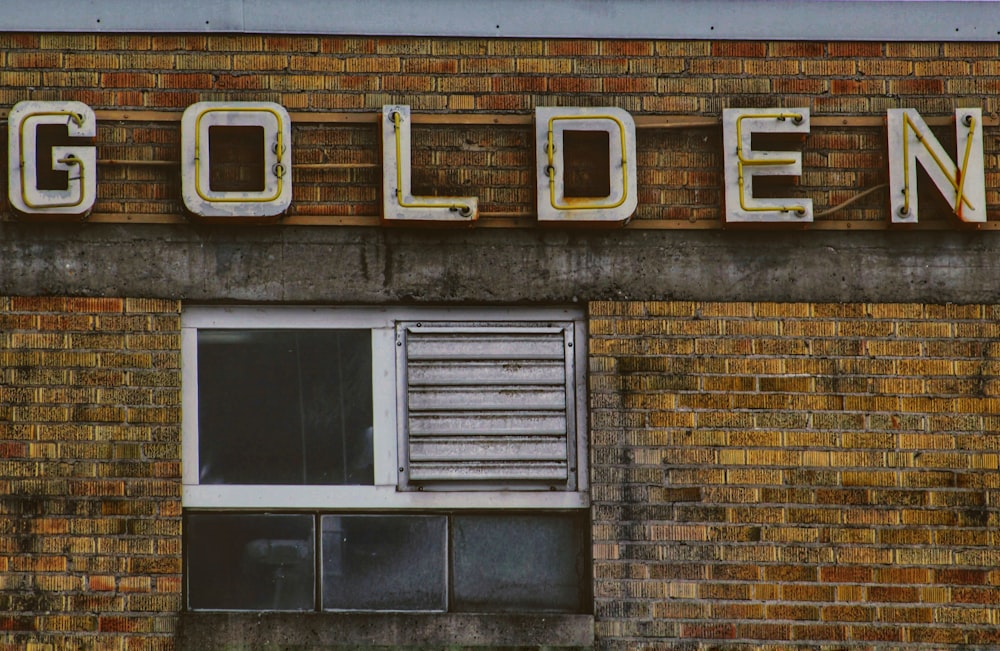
181 305 589 511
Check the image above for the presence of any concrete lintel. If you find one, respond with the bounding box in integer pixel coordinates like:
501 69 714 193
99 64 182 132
2 223 1000 305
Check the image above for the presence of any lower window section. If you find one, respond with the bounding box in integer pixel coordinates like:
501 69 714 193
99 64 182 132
186 514 316 611
451 515 586 612
322 515 448 611
185 511 589 613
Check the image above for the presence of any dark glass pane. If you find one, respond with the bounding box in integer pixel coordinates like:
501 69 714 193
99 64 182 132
321 515 447 611
197 329 374 485
186 513 314 611
452 513 588 613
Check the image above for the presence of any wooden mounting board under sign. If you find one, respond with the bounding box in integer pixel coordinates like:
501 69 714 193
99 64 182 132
75 212 1000 231
0 109 991 129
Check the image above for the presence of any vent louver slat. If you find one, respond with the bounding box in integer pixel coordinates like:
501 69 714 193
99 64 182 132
399 324 575 489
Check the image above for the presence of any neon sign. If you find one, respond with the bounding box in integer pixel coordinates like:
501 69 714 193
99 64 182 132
6 100 988 226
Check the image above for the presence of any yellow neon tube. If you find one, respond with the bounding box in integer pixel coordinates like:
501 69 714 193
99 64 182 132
391 111 472 217
900 112 976 218
19 112 90 210
546 114 629 211
193 106 286 204
735 113 807 215
955 115 976 221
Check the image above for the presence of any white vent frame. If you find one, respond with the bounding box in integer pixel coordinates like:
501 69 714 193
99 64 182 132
396 321 585 493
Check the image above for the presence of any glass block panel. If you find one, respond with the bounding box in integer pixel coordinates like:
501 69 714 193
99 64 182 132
197 329 374 485
321 515 447 611
186 513 315 611
452 513 587 613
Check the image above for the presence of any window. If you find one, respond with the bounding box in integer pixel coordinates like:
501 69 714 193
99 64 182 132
181 306 589 613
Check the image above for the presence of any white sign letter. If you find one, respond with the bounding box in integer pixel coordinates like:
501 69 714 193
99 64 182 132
8 101 97 219
381 105 477 223
181 101 292 220
723 108 812 223
887 108 985 223
535 106 637 224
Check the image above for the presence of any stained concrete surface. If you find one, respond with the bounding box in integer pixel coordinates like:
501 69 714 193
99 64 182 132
2 222 998 305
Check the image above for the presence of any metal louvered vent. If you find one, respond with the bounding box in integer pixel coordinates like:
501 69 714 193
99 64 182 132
397 322 578 491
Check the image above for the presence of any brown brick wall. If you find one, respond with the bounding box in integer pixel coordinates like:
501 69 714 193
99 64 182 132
589 301 1000 650
0 35 996 224
0 297 182 651
0 34 988 114
3 30 1000 651
1 301 998 651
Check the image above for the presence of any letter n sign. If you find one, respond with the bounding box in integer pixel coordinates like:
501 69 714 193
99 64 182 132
887 108 985 224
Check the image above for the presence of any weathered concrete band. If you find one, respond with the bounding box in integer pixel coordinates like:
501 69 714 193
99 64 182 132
1 223 998 304
177 612 595 649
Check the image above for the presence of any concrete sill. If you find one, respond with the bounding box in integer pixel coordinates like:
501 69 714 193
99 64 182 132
177 611 594 650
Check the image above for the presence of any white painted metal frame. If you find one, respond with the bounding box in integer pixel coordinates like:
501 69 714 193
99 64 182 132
7 1 1000 42
396 322 581 491
181 305 589 510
